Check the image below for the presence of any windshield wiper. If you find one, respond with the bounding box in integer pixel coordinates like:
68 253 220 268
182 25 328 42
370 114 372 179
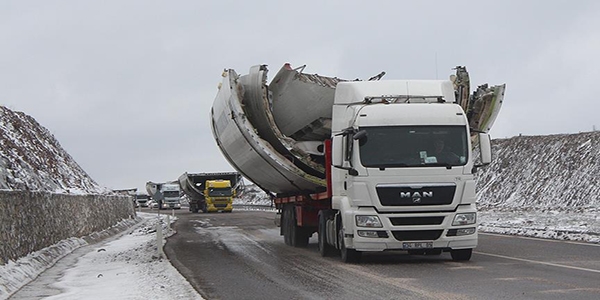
425 163 454 169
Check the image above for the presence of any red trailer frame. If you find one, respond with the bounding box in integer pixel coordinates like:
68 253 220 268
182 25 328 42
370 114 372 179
274 139 332 230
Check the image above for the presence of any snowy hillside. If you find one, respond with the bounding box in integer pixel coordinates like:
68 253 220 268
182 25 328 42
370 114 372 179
0 106 105 193
476 131 600 210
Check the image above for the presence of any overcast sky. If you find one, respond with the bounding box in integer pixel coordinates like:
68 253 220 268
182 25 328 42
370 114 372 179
2 1 599 192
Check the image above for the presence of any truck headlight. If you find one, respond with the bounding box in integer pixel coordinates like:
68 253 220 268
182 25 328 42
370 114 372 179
452 213 476 226
355 215 383 228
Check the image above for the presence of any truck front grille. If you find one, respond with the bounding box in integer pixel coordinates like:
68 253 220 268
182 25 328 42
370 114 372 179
389 216 445 226
376 184 455 206
391 230 443 241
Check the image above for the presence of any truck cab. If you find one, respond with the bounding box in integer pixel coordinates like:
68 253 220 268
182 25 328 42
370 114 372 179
160 183 182 210
325 80 492 262
205 180 234 212
135 193 150 207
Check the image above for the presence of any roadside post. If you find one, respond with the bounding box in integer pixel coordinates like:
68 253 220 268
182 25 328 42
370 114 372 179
156 219 164 258
153 189 165 258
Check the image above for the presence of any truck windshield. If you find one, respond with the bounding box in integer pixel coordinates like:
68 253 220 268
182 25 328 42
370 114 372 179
163 191 180 198
358 125 468 168
209 188 233 197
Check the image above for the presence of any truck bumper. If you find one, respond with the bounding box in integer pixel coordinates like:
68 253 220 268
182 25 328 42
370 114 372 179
351 235 477 252
344 206 478 252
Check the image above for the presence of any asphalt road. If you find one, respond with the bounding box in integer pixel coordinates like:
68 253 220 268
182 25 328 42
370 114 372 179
163 209 600 300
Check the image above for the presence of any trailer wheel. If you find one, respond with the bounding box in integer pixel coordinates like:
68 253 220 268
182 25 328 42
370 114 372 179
290 206 309 247
318 212 335 257
450 249 472 261
282 205 292 246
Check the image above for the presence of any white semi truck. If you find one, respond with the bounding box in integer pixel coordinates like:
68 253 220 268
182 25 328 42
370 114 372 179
146 181 182 210
210 63 505 262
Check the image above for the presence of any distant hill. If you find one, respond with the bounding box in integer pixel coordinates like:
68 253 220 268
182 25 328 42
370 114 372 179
476 131 600 210
0 106 105 193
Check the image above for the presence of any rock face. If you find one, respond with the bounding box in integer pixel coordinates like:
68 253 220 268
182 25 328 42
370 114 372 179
0 106 134 266
476 131 600 210
0 106 104 193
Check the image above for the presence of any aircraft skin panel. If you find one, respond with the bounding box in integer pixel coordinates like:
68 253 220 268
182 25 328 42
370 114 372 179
211 69 325 194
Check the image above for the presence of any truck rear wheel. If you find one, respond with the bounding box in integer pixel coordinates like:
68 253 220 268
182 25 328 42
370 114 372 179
450 249 472 261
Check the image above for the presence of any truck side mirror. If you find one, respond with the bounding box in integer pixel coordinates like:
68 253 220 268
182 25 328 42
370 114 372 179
331 135 359 176
479 133 492 165
332 135 344 167
353 130 368 146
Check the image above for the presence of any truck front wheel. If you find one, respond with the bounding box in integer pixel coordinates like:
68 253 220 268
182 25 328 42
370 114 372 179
450 249 472 261
339 228 361 263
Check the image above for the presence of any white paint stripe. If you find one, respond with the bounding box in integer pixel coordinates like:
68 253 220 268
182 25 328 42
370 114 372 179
479 232 600 247
475 251 600 274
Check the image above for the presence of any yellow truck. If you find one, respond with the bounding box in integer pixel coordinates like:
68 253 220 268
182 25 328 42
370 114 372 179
204 179 235 212
178 172 243 213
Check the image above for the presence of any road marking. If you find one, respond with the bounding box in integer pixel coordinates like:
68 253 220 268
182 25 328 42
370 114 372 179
479 232 600 247
475 251 600 274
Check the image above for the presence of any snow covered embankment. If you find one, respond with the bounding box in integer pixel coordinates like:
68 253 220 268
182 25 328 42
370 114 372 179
476 132 600 242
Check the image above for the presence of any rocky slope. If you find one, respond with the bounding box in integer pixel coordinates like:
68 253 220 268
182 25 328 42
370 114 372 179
0 106 105 193
476 131 600 210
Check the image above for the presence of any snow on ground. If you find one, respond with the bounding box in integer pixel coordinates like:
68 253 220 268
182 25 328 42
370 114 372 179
2 203 599 299
479 208 600 243
1 212 203 300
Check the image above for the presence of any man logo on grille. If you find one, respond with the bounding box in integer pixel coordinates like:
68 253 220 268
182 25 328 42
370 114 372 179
400 191 433 203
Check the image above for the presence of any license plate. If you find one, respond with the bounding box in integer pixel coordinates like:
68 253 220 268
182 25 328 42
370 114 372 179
402 241 433 249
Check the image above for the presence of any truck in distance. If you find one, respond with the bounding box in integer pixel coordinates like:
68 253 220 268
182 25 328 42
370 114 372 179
204 179 235 212
210 63 505 262
178 172 243 213
145 181 182 210
135 193 150 207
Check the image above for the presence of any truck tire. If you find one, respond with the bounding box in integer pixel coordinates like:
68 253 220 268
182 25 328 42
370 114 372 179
318 211 335 257
290 206 309 247
338 222 361 263
191 205 199 213
282 205 292 246
340 234 361 263
450 249 472 261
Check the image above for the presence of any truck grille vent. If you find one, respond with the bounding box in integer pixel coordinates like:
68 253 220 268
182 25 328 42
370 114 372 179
391 230 443 241
389 217 445 226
